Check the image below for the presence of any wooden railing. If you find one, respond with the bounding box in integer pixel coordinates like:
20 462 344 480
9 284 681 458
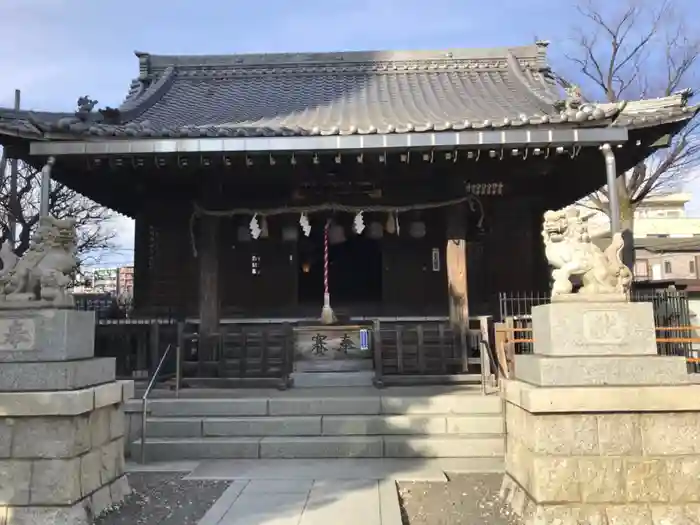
494 323 700 378
371 319 495 387
176 323 294 389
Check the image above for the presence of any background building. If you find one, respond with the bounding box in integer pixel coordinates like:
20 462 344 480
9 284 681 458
578 192 700 355
117 266 134 298
72 266 132 296
578 192 700 288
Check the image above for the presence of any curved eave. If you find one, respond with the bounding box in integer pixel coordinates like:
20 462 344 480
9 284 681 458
1 104 692 145
613 104 699 130
0 108 622 140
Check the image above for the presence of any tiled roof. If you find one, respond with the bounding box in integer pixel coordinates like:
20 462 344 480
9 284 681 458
0 43 696 140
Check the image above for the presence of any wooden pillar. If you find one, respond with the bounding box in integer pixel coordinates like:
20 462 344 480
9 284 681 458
446 203 469 327
198 213 220 376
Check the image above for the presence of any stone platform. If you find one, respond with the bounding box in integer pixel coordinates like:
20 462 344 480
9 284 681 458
501 300 700 524
501 380 700 523
0 309 134 524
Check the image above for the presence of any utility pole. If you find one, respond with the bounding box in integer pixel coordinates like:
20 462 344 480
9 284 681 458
8 89 20 245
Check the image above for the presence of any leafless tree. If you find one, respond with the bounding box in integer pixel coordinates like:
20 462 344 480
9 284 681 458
564 0 699 234
0 157 116 265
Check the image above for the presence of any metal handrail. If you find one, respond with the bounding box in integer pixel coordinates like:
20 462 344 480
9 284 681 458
479 339 499 395
140 343 181 464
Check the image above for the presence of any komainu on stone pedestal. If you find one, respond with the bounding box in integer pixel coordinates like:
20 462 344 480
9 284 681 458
0 216 78 308
542 207 632 299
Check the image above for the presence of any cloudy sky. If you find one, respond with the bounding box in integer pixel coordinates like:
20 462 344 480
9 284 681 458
2 0 698 266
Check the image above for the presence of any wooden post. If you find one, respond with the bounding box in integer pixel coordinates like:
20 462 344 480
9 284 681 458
372 320 384 388
198 213 220 377
446 203 469 328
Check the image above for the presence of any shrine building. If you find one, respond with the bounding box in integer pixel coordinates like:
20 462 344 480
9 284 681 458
0 42 696 381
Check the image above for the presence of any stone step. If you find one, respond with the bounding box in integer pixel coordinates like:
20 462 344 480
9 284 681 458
383 436 504 458
144 414 505 438
291 371 375 388
320 414 505 436
142 393 502 417
294 360 374 372
133 434 504 461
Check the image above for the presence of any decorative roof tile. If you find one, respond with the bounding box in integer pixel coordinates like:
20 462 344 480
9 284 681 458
0 44 696 140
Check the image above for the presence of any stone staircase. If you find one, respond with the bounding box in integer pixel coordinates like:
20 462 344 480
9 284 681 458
127 387 504 467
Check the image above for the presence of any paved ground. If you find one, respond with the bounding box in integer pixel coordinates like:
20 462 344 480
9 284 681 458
106 460 510 525
197 478 401 525
93 472 229 525
398 474 521 525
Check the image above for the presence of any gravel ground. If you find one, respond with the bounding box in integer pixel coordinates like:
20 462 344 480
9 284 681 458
398 474 521 525
94 472 229 525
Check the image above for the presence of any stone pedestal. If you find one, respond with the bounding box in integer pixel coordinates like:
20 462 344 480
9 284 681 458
0 309 134 525
501 301 700 524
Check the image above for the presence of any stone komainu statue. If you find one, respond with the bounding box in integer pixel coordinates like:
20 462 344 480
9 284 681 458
0 216 79 307
542 208 632 298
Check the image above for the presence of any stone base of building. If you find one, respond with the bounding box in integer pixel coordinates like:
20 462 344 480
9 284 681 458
500 474 700 524
501 379 700 525
1 474 130 525
0 382 134 525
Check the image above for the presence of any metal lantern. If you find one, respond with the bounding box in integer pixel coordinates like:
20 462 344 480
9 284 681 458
409 221 426 239
367 221 384 239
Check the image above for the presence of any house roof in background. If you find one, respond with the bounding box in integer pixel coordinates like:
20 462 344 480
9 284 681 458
594 235 700 253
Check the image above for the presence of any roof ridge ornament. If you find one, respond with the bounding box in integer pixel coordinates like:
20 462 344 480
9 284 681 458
75 96 98 121
135 51 152 80
676 88 694 105
99 107 121 125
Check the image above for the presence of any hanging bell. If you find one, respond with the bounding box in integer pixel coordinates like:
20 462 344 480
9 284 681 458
368 221 383 239
329 223 346 244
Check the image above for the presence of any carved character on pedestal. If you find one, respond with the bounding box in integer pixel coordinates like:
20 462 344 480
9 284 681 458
542 208 632 298
0 216 78 307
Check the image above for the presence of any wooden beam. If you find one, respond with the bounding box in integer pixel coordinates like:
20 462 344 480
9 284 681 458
446 203 469 327
198 213 220 375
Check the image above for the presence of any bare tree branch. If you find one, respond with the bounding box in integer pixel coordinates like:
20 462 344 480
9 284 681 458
0 158 116 270
565 0 699 225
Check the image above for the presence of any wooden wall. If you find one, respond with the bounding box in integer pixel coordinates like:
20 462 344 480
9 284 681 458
132 195 549 319
473 196 549 309
382 210 447 315
133 209 197 317
220 217 297 316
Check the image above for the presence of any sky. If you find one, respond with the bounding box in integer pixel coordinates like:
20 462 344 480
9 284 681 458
1 0 698 267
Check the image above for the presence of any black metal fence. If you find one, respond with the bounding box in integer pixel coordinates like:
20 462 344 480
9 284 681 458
74 294 180 379
497 287 698 373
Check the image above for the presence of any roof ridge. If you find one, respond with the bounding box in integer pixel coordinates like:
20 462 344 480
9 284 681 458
505 53 559 113
135 43 548 75
118 67 176 121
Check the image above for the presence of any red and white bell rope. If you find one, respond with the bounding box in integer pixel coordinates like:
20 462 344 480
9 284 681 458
324 221 329 299
321 219 335 324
